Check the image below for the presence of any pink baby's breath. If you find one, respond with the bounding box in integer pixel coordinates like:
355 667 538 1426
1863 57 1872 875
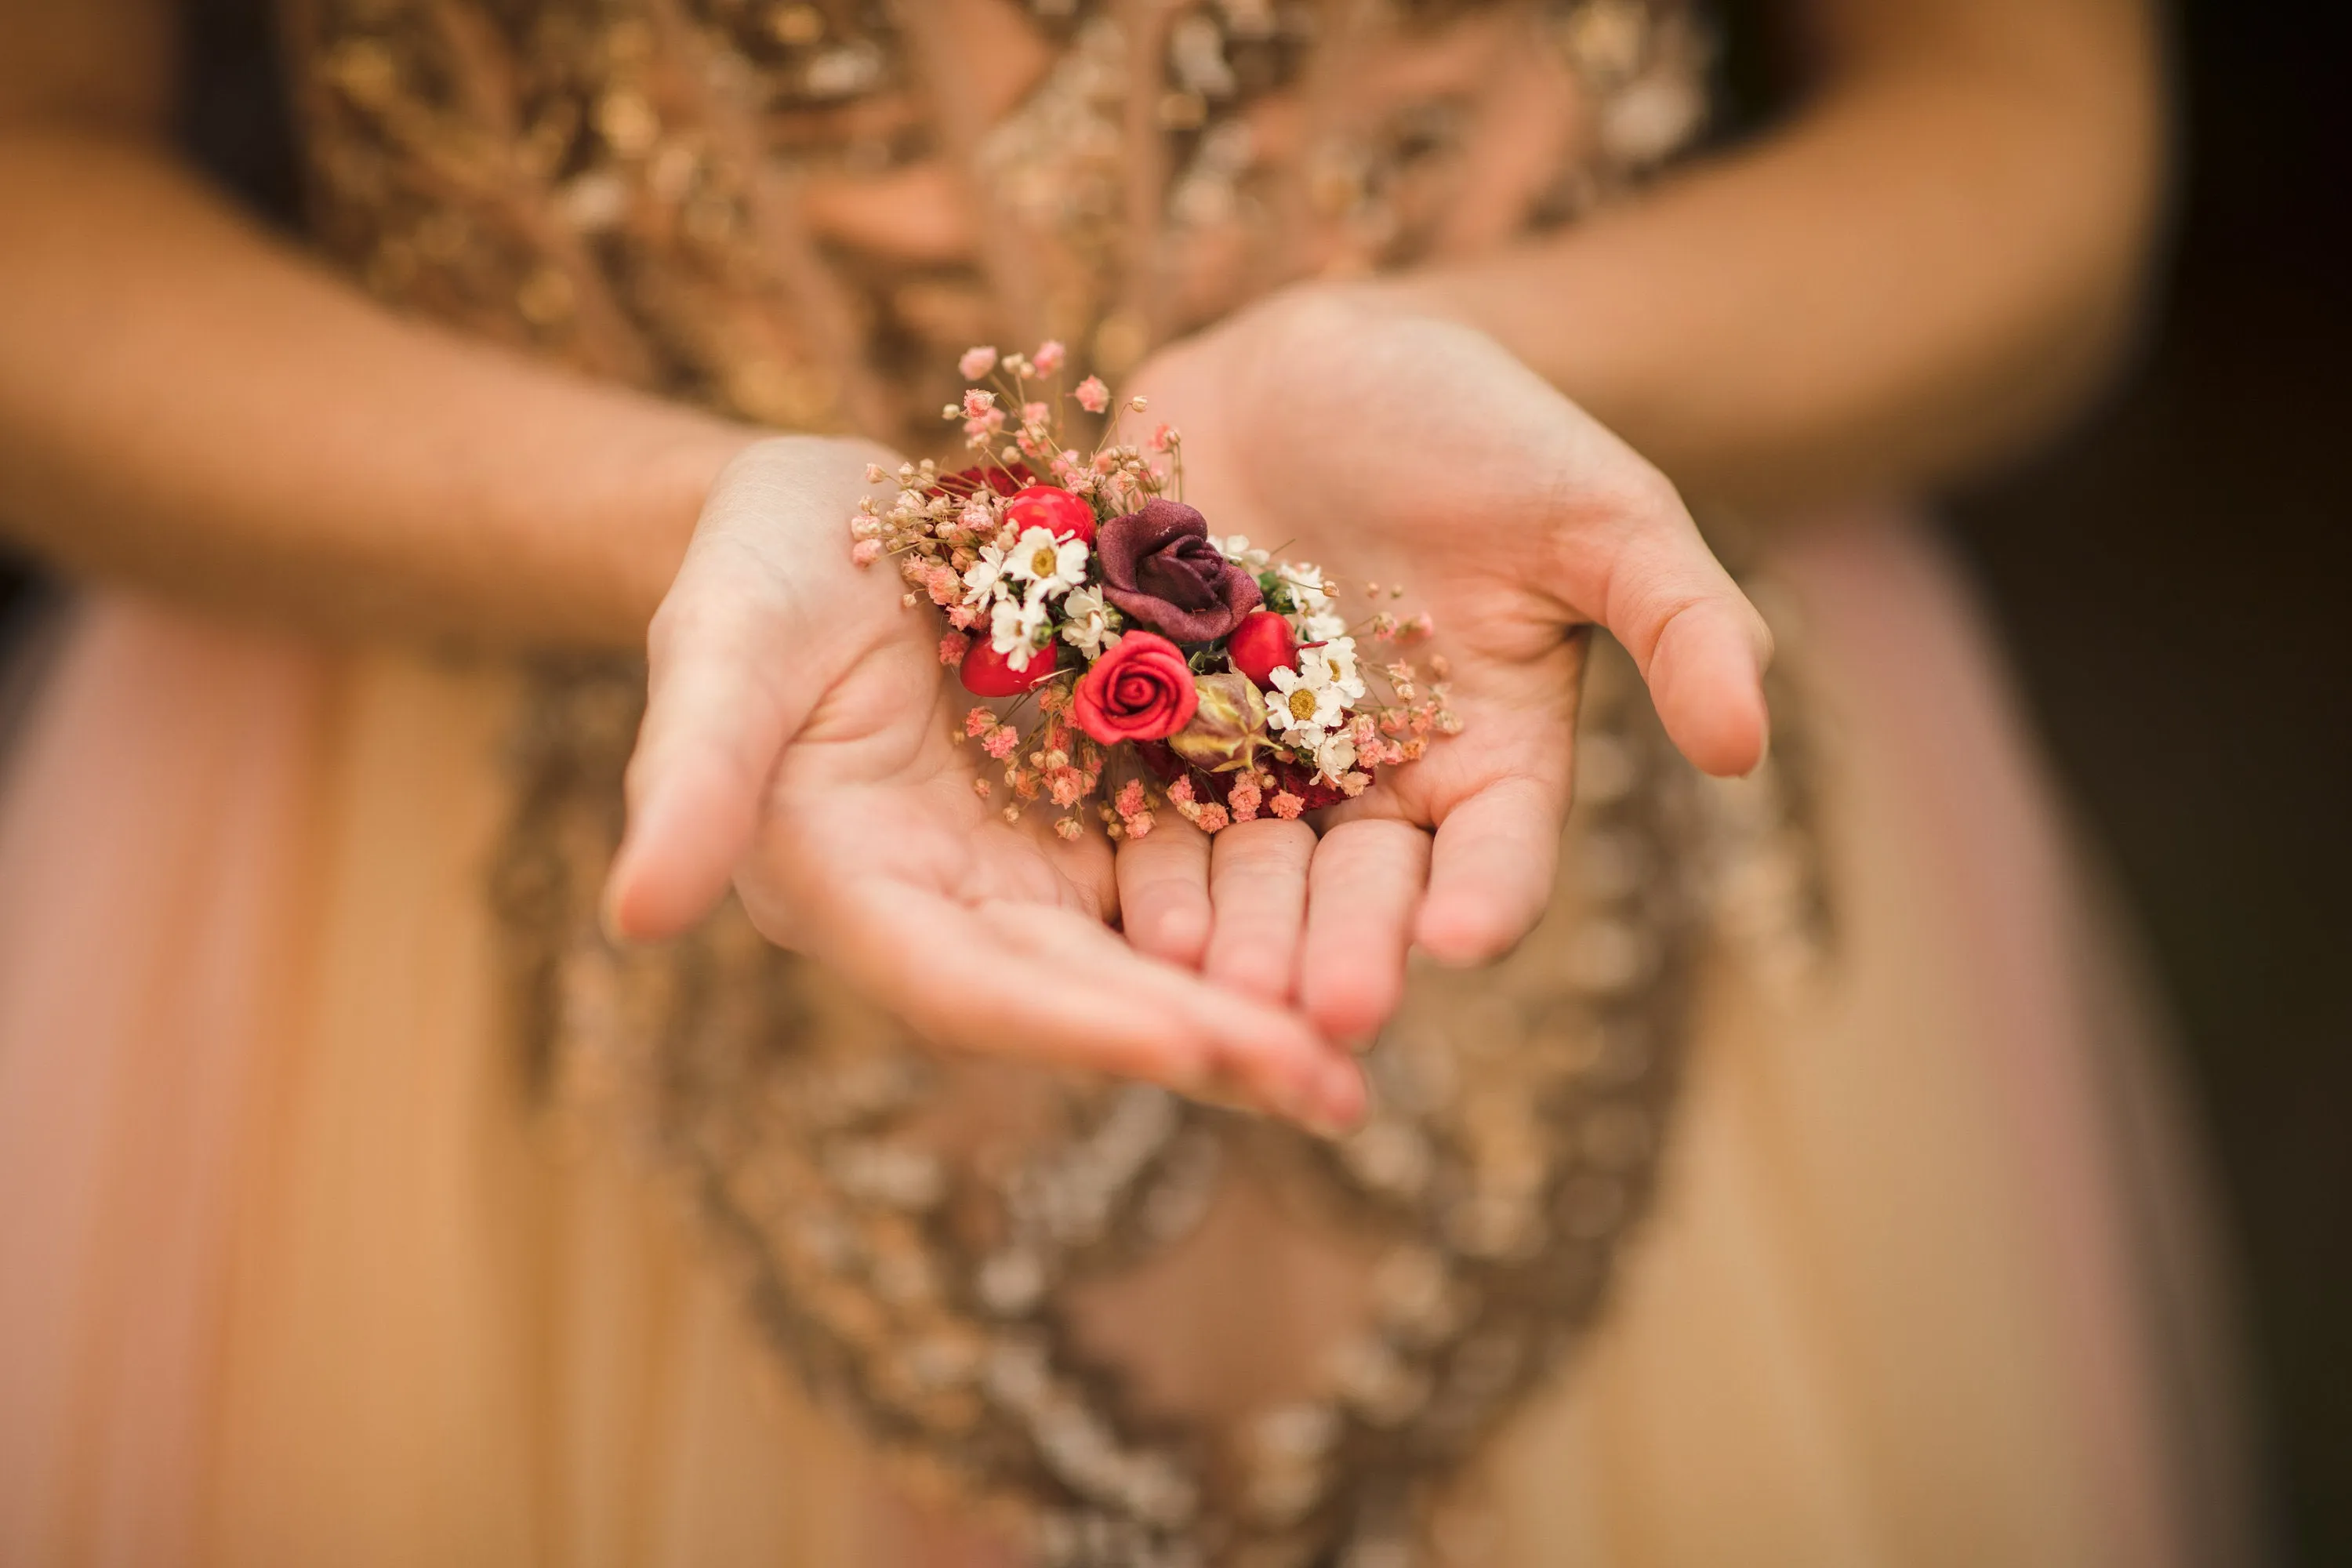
938 631 971 666
1075 376 1110 414
1269 791 1306 820
1033 339 1066 374
851 539 882 567
959 346 998 379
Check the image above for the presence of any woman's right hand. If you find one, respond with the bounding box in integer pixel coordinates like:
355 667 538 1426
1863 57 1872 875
601 437 1363 1131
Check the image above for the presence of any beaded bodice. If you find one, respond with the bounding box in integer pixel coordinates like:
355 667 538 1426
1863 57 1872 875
279 3 1824 1563
285 0 1710 447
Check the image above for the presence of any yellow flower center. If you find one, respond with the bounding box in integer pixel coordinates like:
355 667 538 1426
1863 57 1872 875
1030 546 1061 576
1288 688 1319 721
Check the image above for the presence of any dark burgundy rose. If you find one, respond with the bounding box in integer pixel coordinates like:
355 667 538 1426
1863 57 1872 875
1096 499 1263 643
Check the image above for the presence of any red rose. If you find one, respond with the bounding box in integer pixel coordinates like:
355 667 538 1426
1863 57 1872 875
1226 610 1298 688
1073 632 1199 744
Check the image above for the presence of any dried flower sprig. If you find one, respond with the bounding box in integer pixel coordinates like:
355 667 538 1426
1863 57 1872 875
851 345 1459 840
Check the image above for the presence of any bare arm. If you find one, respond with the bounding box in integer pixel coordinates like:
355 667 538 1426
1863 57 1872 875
0 0 762 649
1380 0 2167 509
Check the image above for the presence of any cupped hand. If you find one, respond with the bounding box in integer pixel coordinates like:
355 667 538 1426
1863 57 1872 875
1111 290 1772 1044
602 436 1363 1130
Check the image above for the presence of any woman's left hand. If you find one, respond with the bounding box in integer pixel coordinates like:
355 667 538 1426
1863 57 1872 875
1110 289 1773 1044
602 436 1363 1128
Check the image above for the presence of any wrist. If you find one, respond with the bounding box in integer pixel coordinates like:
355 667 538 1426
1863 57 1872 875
669 430 909 633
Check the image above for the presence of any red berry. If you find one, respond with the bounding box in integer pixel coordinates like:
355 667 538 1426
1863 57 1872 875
960 636 1058 697
1005 485 1097 546
1227 610 1298 688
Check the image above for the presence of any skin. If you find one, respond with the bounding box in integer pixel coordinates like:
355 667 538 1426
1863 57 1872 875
1110 296 1769 1043
0 0 2162 1122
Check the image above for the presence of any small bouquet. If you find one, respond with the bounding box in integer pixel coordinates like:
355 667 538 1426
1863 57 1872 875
851 343 1459 841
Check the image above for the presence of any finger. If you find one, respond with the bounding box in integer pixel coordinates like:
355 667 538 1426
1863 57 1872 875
1201 818 1319 1005
604 571 808 943
841 883 1365 1132
1114 815 1214 967
1299 818 1431 1044
1414 774 1566 967
1591 481 1773 778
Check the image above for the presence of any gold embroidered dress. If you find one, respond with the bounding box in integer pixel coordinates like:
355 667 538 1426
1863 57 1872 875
0 2 2249 1565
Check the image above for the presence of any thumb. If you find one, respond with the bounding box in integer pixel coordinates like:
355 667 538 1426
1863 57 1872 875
1584 481 1773 778
602 564 811 942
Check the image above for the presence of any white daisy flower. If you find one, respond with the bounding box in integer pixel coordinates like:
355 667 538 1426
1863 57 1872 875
962 541 1014 604
1268 664 1346 738
1279 561 1333 609
1312 730 1359 785
1302 635 1367 701
992 596 1051 669
1006 526 1090 602
1278 561 1346 641
1058 586 1115 659
1295 610 1350 644
1218 535 1272 572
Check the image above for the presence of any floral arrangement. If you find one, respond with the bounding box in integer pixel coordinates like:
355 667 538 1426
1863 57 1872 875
850 343 1458 841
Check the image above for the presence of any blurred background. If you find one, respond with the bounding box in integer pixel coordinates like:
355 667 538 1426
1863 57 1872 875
1944 8 2350 1559
2 0 2344 1559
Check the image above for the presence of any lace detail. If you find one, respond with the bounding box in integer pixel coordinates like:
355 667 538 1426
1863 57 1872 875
286 3 1828 1562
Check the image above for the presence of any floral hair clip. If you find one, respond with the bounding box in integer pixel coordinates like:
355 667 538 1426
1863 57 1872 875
850 343 1460 841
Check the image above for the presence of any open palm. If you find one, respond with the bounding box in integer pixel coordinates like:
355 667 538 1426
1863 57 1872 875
1111 292 1773 1042
604 437 1360 1127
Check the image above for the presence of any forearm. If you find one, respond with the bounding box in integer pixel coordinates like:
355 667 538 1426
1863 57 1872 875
0 129 768 649
1379 0 2165 510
